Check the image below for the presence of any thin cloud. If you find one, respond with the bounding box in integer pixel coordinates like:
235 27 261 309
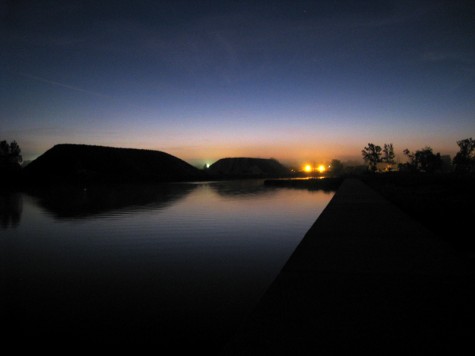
18 72 147 111
19 73 112 98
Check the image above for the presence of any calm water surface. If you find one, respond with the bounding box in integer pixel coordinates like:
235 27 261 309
1 180 334 352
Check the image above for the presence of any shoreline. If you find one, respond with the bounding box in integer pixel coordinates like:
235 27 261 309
264 177 343 191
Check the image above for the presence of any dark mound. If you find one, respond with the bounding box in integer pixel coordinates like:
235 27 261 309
208 157 290 178
24 144 204 185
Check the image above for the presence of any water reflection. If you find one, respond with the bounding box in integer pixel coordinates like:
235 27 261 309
27 183 196 219
207 179 278 198
27 180 288 219
0 193 23 229
2 180 335 352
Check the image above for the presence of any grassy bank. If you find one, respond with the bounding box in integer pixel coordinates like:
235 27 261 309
361 172 475 263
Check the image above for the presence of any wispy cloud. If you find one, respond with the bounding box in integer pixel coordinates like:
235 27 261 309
18 72 148 112
19 73 112 98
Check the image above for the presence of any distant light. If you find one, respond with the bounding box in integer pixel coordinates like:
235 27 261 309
304 164 312 173
318 165 326 173
205 163 210 168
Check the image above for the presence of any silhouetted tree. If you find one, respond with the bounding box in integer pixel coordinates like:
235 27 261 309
403 146 442 173
382 143 395 164
361 143 381 171
0 140 23 166
329 159 344 177
453 138 475 173
0 140 23 185
0 141 9 160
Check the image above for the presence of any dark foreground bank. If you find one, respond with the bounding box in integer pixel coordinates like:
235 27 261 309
222 178 475 354
362 173 475 263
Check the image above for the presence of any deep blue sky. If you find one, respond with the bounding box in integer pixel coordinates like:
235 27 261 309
1 0 474 167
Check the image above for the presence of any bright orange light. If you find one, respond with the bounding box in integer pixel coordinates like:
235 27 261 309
304 164 312 173
318 164 326 173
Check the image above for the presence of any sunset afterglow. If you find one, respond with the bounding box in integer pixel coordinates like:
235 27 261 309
2 1 474 166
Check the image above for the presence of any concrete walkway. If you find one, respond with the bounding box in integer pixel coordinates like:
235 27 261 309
222 179 475 354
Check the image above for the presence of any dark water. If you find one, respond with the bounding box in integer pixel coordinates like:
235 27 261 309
1 180 334 352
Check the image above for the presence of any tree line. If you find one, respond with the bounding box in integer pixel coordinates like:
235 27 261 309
362 138 475 173
0 140 22 167
1 137 474 181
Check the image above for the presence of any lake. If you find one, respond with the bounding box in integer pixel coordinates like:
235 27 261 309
1 180 334 352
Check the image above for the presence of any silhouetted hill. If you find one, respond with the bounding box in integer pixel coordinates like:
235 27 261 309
24 144 205 185
208 157 291 178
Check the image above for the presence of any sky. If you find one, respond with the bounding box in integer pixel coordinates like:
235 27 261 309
1 0 474 167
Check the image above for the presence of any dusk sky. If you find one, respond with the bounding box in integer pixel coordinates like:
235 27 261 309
1 0 474 167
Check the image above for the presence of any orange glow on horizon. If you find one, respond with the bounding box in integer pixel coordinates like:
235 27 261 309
304 164 312 173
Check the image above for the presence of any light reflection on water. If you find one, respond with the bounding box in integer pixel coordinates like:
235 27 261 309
1 180 334 352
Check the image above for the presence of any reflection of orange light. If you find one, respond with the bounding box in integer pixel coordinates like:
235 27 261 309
304 164 312 173
318 165 326 173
